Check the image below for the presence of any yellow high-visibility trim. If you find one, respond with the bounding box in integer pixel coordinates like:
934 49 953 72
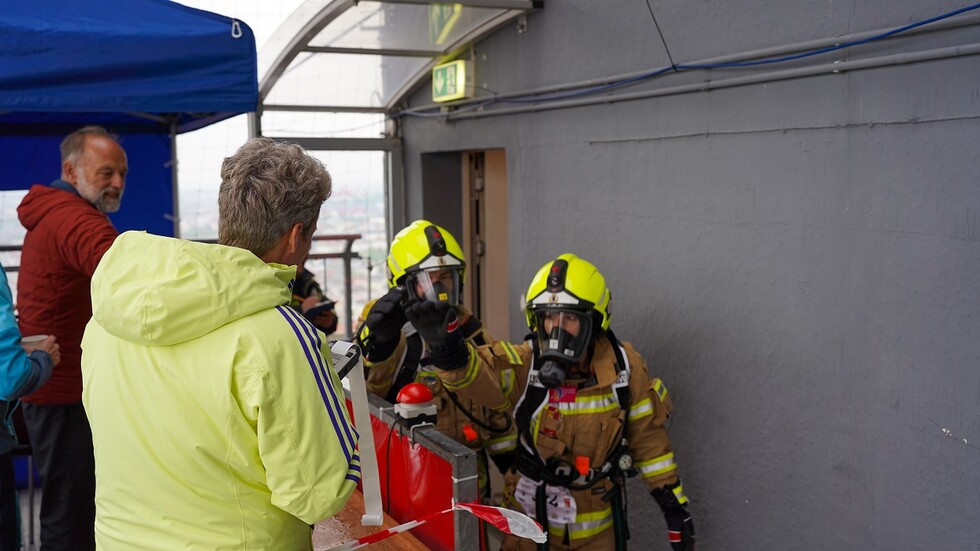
441 344 480 390
532 407 544 447
551 392 619 415
672 483 689 505
547 506 614 540
628 398 653 421
500 368 515 394
558 402 619 415
500 341 521 365
638 452 677 478
417 367 438 379
651 377 668 401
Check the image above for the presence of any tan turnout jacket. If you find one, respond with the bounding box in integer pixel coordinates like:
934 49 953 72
363 308 517 468
438 335 686 549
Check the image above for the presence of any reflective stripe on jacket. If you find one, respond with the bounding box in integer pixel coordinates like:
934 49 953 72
363 308 517 456
441 335 684 541
82 232 359 550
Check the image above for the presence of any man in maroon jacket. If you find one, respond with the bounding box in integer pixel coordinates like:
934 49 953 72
17 126 127 551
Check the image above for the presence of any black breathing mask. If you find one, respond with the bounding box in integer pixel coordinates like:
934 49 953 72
538 357 570 388
532 309 593 388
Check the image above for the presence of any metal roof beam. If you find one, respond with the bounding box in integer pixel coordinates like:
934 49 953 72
263 104 387 114
283 136 400 151
368 0 535 9
259 0 355 103
303 45 439 57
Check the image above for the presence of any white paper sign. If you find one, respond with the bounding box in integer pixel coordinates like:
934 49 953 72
514 475 577 525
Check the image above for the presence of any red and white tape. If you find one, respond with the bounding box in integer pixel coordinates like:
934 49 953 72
325 502 547 550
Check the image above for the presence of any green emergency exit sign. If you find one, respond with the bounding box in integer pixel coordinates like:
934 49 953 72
432 59 473 103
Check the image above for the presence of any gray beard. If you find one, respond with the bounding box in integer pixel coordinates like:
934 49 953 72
76 172 122 213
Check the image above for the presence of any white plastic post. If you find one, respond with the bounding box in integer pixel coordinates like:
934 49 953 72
330 341 384 526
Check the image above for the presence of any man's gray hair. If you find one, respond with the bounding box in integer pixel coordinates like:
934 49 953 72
60 126 114 164
218 138 332 256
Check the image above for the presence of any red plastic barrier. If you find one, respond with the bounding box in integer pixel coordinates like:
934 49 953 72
346 400 456 551
373 414 455 551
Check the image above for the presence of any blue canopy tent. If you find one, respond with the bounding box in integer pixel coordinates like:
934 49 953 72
0 0 257 236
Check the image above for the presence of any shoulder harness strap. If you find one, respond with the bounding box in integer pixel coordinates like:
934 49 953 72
606 329 631 414
514 331 633 483
514 337 548 458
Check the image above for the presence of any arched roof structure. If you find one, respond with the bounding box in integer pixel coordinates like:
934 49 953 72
258 0 538 115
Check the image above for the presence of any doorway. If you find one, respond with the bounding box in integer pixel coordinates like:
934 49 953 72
419 149 509 339
462 150 509 339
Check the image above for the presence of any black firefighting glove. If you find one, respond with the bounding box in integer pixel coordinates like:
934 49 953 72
404 300 469 370
361 287 408 361
652 482 696 551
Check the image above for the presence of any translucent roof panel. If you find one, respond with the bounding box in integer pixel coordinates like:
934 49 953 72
264 52 427 108
309 3 506 52
258 0 332 83
262 111 386 139
259 0 535 111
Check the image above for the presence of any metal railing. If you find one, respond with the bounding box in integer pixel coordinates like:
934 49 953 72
0 245 23 272
307 234 361 339
1 233 363 339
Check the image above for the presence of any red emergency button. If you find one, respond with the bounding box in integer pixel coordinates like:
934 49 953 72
396 382 434 404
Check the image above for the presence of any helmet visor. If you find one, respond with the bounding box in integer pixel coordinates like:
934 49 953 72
532 308 593 363
408 267 462 305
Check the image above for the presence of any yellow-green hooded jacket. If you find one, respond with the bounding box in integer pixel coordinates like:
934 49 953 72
81 232 359 550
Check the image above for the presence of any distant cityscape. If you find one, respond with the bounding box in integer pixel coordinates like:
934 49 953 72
0 151 390 340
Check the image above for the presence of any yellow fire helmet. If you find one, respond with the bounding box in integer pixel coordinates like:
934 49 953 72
524 254 611 363
386 219 466 305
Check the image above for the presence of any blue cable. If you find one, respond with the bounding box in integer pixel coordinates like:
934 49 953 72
679 2 980 69
396 2 980 117
393 99 495 119
500 67 674 103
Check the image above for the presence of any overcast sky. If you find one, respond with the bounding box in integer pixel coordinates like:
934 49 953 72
173 0 305 237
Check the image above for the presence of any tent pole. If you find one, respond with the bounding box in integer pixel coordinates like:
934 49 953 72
170 118 180 238
248 111 262 138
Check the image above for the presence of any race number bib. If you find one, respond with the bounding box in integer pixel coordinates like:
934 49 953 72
514 475 577 524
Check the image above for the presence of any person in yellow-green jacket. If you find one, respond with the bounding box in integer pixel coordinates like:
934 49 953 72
80 138 359 550
356 220 517 497
414 254 695 551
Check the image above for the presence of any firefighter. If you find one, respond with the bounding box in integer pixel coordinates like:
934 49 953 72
356 220 517 494
413 253 695 551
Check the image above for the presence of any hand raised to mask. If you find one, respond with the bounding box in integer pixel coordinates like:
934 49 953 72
405 300 468 370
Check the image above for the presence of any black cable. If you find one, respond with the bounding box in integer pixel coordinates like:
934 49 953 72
444 389 513 434
383 414 405 515
643 0 677 70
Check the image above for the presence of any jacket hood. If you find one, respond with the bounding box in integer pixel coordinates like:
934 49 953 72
91 231 294 346
18 184 95 230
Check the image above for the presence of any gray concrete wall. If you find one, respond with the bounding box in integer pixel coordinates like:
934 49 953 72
398 1 980 548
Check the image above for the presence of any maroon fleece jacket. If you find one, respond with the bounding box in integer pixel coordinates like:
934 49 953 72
17 185 118 404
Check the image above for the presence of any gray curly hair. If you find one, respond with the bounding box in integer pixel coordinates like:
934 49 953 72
218 138 332 256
